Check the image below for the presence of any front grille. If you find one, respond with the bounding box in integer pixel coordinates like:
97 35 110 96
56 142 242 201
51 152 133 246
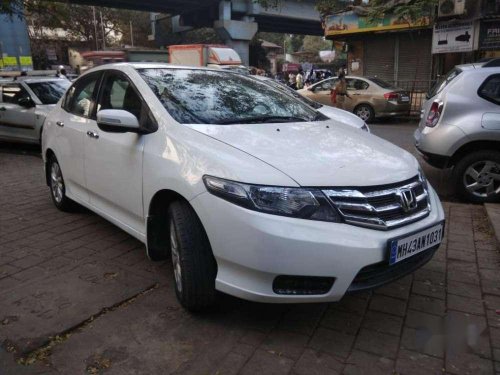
323 175 431 230
347 246 438 293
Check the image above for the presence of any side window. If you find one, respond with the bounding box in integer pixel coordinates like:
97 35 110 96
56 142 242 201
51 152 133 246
64 73 100 117
316 80 335 91
2 84 29 104
98 73 142 120
478 75 500 105
347 79 369 91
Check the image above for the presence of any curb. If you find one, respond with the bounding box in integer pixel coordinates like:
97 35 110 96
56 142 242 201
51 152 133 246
485 203 500 246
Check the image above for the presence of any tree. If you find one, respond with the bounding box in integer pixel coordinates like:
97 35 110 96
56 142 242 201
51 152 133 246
302 35 331 53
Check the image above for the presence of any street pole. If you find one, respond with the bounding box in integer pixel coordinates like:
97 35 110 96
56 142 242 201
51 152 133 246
130 21 134 47
92 7 98 50
100 11 106 50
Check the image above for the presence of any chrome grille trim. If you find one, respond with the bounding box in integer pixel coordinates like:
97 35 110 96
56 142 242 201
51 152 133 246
322 175 431 230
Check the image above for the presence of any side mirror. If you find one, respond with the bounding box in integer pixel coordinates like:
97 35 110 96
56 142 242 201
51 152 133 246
97 109 141 133
18 97 35 108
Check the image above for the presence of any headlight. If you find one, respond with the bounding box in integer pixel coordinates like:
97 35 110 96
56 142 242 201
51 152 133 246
203 176 342 222
361 123 370 133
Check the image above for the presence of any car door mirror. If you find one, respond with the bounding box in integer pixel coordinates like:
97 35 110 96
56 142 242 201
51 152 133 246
18 97 35 108
97 109 141 133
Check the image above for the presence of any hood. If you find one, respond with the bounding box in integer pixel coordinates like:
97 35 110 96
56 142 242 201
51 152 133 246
317 106 364 129
186 120 419 187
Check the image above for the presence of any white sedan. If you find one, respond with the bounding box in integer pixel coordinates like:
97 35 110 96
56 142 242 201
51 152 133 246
42 63 445 311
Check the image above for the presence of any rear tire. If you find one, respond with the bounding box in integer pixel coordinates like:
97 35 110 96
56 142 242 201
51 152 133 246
168 201 217 311
354 104 375 123
453 150 500 203
48 156 79 212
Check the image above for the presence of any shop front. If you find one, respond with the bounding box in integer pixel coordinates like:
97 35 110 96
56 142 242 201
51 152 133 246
479 19 500 58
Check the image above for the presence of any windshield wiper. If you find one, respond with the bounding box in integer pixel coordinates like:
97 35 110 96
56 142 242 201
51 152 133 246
215 116 309 125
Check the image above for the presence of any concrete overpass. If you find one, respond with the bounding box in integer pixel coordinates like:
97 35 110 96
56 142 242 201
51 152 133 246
62 0 323 64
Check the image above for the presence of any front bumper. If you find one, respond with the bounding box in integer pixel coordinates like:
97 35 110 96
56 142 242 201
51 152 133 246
190 185 445 303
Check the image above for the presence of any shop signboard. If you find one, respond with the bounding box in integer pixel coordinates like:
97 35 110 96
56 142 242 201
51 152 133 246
432 21 475 54
479 20 500 50
324 11 430 36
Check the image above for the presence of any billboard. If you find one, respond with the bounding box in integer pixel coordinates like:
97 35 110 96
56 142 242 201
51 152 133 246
325 11 430 36
432 21 475 54
479 20 500 50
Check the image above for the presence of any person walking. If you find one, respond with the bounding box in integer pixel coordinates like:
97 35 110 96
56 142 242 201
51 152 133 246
296 70 304 90
331 72 350 110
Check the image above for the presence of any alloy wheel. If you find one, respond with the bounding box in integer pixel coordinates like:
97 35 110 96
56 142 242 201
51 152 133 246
463 160 500 199
50 162 64 203
356 106 371 121
170 220 183 293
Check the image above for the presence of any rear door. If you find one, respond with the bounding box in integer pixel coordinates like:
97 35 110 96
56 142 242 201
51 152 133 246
346 78 371 112
55 71 103 203
0 83 37 142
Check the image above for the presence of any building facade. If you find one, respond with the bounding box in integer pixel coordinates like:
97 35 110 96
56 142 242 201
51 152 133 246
0 13 33 71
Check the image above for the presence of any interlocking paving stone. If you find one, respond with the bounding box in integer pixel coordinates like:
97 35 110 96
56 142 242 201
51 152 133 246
343 350 394 375
308 327 355 359
361 310 403 336
354 329 399 358
292 349 342 375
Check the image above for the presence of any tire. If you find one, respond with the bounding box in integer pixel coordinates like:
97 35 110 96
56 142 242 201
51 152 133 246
453 150 500 203
48 156 78 212
168 200 217 311
354 104 375 123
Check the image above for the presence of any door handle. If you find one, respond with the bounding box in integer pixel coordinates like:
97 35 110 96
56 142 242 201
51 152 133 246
86 130 99 139
56 121 64 127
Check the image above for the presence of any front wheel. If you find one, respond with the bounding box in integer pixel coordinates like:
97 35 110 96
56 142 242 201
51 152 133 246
354 104 375 123
453 150 500 203
168 201 217 311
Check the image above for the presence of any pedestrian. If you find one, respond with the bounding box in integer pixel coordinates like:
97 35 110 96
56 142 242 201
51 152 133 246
331 71 350 110
56 65 69 80
296 70 304 90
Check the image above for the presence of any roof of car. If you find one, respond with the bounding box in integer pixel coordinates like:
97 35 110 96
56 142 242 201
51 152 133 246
0 77 68 84
88 62 235 73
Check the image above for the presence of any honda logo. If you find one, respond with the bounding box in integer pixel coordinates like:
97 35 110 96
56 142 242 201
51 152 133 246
398 188 418 212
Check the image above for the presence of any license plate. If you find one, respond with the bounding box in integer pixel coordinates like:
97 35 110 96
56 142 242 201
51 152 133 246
388 222 444 265
400 96 410 102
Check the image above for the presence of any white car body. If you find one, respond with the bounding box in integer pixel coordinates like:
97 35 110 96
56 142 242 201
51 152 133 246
0 77 69 144
42 63 444 306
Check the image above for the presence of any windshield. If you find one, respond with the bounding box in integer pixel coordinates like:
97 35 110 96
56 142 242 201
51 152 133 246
27 80 70 104
427 68 462 99
368 77 396 89
139 68 325 124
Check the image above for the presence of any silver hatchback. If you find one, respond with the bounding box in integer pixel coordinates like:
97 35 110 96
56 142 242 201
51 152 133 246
414 60 500 203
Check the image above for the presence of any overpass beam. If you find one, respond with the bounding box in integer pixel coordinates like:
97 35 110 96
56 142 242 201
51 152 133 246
214 1 257 65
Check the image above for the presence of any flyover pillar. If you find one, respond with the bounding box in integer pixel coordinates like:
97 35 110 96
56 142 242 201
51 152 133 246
213 1 257 65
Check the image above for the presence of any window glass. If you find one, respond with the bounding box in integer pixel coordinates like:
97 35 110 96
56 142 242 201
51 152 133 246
1 84 29 104
139 68 323 125
27 80 70 105
479 75 500 105
315 79 335 92
427 68 461 99
368 77 395 89
65 73 100 117
98 73 142 119
347 79 369 90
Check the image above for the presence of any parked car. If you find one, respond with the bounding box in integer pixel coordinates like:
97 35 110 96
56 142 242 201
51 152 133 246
253 75 370 132
0 77 70 144
298 76 411 122
415 60 500 203
42 63 445 311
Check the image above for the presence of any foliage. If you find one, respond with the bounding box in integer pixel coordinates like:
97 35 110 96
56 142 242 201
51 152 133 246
302 35 331 53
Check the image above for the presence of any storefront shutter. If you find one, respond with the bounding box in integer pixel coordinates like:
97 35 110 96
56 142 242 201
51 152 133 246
397 30 433 86
364 35 395 82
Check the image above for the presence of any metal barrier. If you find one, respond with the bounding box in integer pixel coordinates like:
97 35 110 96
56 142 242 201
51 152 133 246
390 80 435 117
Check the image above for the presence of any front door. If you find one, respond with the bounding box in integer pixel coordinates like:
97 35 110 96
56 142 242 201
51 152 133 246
84 71 145 233
0 83 37 142
309 79 336 106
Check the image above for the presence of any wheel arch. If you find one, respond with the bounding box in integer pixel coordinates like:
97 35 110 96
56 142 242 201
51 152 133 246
450 140 500 167
146 189 194 261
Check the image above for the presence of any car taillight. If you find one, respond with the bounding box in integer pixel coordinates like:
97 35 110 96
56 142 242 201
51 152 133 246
384 92 399 100
425 101 443 128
